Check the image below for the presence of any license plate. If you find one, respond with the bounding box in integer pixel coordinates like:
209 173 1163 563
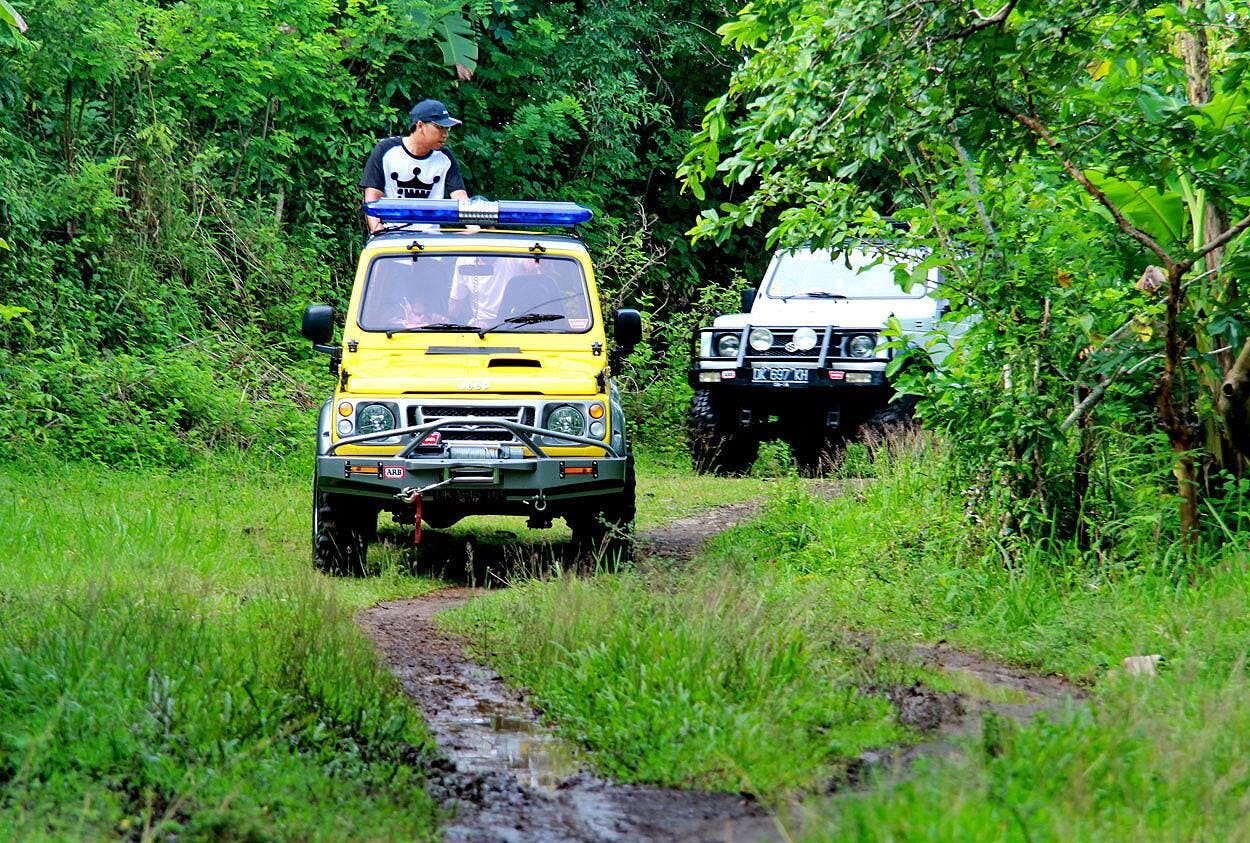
445 490 504 506
752 365 810 384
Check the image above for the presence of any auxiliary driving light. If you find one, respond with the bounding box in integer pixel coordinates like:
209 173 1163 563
748 327 774 352
792 327 819 351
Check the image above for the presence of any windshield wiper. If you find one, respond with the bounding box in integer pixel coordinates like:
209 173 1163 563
479 313 563 338
802 291 848 299
385 323 477 337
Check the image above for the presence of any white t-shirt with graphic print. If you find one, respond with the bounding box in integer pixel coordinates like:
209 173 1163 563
359 137 465 200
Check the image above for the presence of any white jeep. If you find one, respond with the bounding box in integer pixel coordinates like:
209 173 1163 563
687 244 961 474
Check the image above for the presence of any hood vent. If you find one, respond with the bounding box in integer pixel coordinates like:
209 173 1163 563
488 358 542 368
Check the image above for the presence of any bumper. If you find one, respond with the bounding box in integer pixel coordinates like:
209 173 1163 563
689 361 888 390
316 417 627 508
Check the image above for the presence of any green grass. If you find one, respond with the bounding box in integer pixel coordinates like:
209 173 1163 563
445 435 1250 838
445 568 906 798
0 455 443 840
0 449 768 838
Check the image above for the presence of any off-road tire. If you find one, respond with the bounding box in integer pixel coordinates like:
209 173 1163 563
312 487 376 576
861 394 919 438
688 390 759 476
788 429 846 477
567 454 636 566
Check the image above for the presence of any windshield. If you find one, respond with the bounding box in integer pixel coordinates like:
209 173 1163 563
766 248 929 299
357 254 593 333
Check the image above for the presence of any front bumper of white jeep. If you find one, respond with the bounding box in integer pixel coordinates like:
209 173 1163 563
689 325 889 391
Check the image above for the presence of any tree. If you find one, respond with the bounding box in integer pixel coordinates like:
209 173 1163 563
682 0 1250 542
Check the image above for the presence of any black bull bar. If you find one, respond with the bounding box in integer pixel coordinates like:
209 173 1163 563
316 417 625 506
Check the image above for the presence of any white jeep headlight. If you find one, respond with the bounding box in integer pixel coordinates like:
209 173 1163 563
847 334 876 358
716 333 741 357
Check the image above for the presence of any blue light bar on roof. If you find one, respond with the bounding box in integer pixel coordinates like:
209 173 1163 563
365 198 594 227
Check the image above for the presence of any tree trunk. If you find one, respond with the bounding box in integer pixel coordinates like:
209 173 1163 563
1221 339 1250 458
1178 0 1242 479
1159 265 1200 543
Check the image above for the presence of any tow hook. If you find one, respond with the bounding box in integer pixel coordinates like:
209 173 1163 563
527 490 553 529
395 478 453 545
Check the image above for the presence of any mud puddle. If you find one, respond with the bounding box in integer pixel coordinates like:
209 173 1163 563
360 588 780 842
358 490 1084 840
842 635 1087 786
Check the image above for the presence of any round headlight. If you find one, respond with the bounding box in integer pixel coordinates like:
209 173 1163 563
547 405 585 437
792 327 819 352
716 333 741 357
848 335 876 358
748 328 774 352
337 418 354 436
589 420 606 439
357 404 396 434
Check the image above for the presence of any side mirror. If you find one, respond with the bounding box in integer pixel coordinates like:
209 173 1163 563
741 286 757 312
614 308 642 353
301 304 335 347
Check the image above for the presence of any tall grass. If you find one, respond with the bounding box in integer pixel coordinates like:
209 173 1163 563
0 457 442 840
446 569 904 798
0 448 773 837
448 432 1250 837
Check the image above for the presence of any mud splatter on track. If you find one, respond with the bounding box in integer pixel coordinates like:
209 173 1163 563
843 635 1087 785
358 490 1084 840
359 588 782 842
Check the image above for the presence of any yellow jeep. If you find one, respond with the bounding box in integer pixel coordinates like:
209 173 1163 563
300 199 641 574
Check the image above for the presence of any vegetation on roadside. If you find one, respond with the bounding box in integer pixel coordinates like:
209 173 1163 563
0 0 759 467
685 0 1250 544
0 452 766 837
448 434 1250 837
0 458 444 839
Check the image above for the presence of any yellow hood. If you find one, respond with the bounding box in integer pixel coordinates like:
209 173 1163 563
343 346 604 395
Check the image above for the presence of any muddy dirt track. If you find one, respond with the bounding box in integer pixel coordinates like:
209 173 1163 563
358 492 1085 842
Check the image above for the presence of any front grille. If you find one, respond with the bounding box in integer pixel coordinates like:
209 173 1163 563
736 330 879 361
409 405 535 442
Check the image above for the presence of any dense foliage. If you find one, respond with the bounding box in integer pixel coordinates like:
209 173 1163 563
683 0 1250 548
0 0 753 464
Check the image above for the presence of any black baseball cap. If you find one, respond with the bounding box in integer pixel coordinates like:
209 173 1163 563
409 99 462 127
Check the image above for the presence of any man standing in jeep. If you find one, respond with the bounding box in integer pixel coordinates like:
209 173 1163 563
360 98 470 234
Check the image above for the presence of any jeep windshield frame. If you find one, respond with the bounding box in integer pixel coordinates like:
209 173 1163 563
764 247 933 301
356 252 595 335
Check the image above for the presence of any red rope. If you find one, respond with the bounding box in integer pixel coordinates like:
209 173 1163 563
413 491 423 545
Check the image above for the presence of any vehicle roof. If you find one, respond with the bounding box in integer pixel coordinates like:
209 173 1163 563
363 229 589 255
